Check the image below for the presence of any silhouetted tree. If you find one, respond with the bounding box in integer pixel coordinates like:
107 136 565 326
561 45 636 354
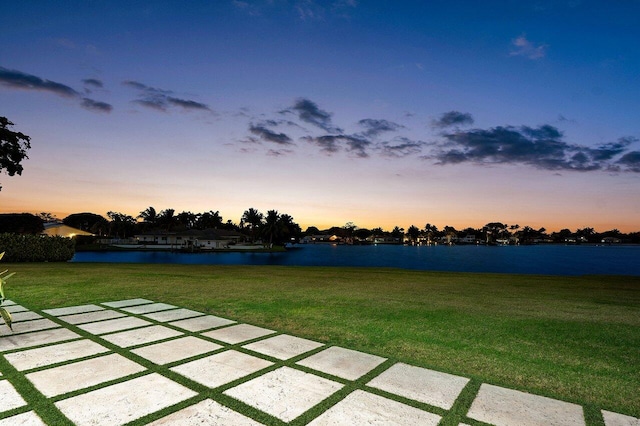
63 213 108 235
279 214 302 244
0 213 43 234
241 208 264 241
107 211 136 238
423 223 439 244
177 211 197 229
137 207 158 228
0 117 31 191
391 226 404 240
304 226 320 236
36 212 58 223
196 210 223 229
354 228 372 241
157 209 178 231
406 225 420 244
261 210 281 247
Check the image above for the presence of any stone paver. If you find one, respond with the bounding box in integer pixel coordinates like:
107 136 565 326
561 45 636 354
202 323 276 344
297 346 387 380
4 304 28 313
100 325 182 348
0 379 27 411
131 336 222 365
467 383 585 426
243 334 324 360
0 318 59 336
43 305 103 316
26 353 145 397
4 339 110 371
77 316 152 335
58 309 125 325
307 389 442 426
147 398 264 425
3 300 635 426
0 411 46 426
55 373 197 426
224 366 343 423
9 311 43 322
121 303 177 314
143 308 204 322
171 350 272 388
367 362 469 410
169 315 235 332
101 298 153 308
0 328 80 352
1 300 16 306
602 410 640 426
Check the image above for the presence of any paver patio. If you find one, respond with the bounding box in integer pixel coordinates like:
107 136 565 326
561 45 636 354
2 299 639 426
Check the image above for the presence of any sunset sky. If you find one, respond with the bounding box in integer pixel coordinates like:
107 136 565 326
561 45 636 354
1 1 639 232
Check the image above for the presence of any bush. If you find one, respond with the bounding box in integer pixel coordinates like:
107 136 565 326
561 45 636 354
0 234 75 262
0 213 44 234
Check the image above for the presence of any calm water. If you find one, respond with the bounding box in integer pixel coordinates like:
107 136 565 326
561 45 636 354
72 244 640 276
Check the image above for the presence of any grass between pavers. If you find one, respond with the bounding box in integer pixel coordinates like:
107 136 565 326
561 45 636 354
3 262 639 420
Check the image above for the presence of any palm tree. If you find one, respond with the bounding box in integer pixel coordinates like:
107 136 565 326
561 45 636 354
107 211 136 239
158 209 178 231
261 210 281 248
137 207 158 229
278 214 301 244
424 223 438 245
241 208 264 241
196 210 223 229
407 225 420 245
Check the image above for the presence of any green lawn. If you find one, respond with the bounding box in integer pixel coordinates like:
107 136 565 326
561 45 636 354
4 262 640 419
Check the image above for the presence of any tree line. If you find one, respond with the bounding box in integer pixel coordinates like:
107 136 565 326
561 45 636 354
1 211 638 246
307 222 640 245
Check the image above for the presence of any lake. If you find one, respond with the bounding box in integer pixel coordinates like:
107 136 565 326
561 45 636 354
72 244 640 276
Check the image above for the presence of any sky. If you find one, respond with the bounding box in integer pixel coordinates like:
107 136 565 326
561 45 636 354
1 0 639 232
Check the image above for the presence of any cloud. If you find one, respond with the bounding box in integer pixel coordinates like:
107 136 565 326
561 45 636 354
0 66 78 97
249 123 293 145
82 78 103 88
123 80 211 112
429 124 639 172
0 66 112 113
587 137 636 161
283 98 342 133
303 134 371 157
510 35 547 59
81 98 113 113
380 138 426 157
358 118 403 137
166 97 210 111
616 151 640 172
431 111 474 129
267 149 294 157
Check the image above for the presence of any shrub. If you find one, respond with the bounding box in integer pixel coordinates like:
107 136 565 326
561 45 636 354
0 234 75 262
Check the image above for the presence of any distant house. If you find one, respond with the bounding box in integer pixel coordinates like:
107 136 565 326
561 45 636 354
372 236 402 244
134 229 245 250
601 237 621 244
458 234 477 244
42 223 92 238
302 234 342 244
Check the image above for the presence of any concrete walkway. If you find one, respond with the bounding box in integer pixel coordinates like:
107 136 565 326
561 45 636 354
0 299 637 425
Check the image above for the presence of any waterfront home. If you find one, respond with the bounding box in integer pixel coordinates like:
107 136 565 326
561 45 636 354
301 234 343 244
135 229 245 250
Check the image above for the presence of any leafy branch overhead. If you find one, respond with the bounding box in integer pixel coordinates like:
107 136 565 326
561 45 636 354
0 117 31 191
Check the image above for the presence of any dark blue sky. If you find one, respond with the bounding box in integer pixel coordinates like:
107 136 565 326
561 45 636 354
1 1 639 231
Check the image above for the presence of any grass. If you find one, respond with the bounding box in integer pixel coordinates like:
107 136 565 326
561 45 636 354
3 262 639 419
